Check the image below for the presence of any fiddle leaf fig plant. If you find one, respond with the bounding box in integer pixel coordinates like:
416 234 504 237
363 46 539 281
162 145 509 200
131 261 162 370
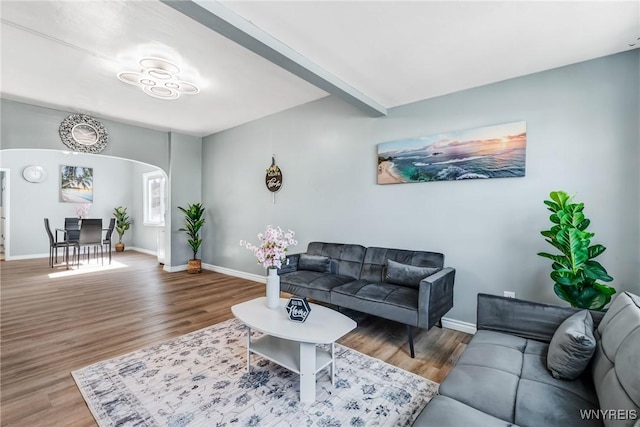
538 191 615 311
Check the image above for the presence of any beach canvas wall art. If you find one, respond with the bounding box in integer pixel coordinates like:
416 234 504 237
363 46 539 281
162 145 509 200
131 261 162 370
60 165 93 203
377 121 527 185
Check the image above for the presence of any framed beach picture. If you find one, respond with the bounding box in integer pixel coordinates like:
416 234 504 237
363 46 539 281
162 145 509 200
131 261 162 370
60 165 93 203
377 121 527 184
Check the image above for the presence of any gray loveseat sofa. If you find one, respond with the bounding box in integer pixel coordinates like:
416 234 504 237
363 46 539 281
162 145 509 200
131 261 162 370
413 291 640 427
278 242 456 357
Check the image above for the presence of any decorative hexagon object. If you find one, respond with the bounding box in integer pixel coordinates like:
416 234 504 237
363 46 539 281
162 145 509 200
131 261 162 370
286 297 311 323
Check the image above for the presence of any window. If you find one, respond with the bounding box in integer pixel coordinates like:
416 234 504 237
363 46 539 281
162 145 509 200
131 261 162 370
143 171 166 226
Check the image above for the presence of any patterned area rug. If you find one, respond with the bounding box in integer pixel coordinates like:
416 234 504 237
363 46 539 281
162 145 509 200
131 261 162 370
72 318 438 426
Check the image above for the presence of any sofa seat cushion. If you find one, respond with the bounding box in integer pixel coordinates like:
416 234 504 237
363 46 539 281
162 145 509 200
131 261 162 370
412 395 516 427
331 280 418 326
438 330 601 427
279 271 356 304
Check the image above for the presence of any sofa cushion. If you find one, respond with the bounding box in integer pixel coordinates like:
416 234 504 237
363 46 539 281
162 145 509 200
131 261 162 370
297 254 331 273
412 395 515 427
515 379 602 427
438 330 601 426
331 280 419 325
279 270 356 304
360 247 444 283
306 242 366 279
384 259 439 288
547 310 596 380
590 292 640 427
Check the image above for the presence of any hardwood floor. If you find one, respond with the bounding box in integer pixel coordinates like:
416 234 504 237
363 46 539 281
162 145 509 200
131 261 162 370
0 251 471 426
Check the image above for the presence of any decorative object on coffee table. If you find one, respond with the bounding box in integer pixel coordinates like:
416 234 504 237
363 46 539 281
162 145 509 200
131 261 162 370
538 190 616 310
240 225 297 309
266 267 280 308
113 206 131 252
286 297 311 322
177 202 205 273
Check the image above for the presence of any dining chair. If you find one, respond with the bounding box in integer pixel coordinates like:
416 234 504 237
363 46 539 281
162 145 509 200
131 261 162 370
64 217 81 244
44 218 76 269
103 218 116 264
76 218 103 266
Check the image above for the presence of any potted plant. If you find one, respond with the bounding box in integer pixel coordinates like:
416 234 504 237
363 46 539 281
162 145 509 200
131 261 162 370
178 202 205 273
538 190 616 310
113 206 131 252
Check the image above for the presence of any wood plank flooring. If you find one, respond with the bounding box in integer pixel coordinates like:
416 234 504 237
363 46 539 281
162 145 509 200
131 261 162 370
0 251 471 426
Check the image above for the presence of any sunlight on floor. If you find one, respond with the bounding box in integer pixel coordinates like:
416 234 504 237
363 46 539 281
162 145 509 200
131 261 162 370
48 261 128 278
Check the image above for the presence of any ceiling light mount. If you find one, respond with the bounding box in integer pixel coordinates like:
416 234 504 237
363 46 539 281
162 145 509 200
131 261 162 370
117 57 199 100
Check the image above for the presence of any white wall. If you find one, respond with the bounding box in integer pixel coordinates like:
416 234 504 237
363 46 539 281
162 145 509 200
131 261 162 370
0 99 202 267
0 149 168 258
202 51 640 324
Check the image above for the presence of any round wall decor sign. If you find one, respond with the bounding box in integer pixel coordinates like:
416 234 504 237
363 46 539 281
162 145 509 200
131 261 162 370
59 114 109 153
265 157 283 193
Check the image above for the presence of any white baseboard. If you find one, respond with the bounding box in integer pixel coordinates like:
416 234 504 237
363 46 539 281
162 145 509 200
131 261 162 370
128 247 157 256
7 253 49 260
203 263 266 283
163 264 187 273
441 317 477 334
201 264 477 334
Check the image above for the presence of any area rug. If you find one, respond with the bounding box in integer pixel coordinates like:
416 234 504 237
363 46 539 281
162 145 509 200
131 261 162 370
72 318 438 426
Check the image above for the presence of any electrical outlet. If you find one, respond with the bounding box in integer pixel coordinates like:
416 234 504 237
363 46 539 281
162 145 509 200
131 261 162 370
504 291 516 298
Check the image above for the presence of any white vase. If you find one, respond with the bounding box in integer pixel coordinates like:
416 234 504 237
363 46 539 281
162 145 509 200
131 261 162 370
266 268 280 309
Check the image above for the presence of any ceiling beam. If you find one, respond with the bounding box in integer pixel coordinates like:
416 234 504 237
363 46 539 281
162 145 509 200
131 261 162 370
160 0 387 117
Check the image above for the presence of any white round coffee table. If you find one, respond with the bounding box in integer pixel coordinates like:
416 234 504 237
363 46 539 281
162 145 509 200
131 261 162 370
231 297 357 402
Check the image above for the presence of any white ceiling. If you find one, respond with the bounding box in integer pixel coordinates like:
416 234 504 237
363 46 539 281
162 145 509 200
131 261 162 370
1 1 638 138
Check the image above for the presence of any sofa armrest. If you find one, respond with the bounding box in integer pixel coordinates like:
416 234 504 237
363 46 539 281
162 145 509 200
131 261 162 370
418 267 455 329
476 293 605 343
277 253 300 275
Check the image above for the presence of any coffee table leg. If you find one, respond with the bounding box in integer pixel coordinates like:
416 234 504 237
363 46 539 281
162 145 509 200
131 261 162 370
299 342 316 402
331 342 335 385
246 327 251 373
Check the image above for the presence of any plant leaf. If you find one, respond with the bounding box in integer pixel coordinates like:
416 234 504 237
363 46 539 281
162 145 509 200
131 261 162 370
553 283 577 305
587 244 606 259
550 191 570 208
583 260 614 282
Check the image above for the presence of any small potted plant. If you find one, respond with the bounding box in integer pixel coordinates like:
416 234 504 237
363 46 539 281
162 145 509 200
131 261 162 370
178 202 205 273
113 206 131 252
240 225 297 308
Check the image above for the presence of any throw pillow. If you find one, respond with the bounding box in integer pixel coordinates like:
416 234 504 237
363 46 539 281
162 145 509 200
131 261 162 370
298 254 331 273
384 259 440 288
547 310 596 380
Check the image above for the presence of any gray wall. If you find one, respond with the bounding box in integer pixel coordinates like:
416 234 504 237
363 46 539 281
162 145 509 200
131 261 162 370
203 50 640 324
169 132 203 266
0 99 170 171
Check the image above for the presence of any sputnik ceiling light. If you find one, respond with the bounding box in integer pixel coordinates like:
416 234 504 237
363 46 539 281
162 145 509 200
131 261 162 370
117 57 200 100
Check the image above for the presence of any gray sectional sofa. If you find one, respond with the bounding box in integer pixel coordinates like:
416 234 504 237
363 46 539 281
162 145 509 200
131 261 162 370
278 241 456 358
413 291 640 427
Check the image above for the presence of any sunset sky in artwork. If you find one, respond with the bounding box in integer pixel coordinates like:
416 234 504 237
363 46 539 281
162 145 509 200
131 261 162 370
378 121 527 155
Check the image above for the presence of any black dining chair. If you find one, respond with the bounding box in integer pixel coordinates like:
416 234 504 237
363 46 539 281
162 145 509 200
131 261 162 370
103 218 116 264
64 217 81 244
44 218 76 269
76 219 103 266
